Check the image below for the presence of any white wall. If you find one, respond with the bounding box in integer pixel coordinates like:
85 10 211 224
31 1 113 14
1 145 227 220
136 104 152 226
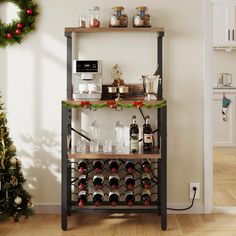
0 0 204 210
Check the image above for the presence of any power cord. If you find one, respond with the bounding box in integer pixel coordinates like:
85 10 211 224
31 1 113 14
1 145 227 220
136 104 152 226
167 187 197 211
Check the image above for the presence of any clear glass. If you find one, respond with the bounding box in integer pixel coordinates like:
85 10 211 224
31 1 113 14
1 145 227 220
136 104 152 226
79 15 86 28
89 6 100 28
103 139 112 153
89 120 101 152
76 140 87 153
114 121 125 153
90 140 99 153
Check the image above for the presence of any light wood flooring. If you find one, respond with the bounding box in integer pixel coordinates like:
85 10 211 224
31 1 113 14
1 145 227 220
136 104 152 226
1 213 236 236
214 147 236 206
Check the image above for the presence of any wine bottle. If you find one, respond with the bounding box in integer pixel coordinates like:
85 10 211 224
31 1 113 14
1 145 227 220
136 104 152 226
108 160 120 173
78 174 87 190
93 160 104 173
141 173 151 189
130 115 139 153
93 189 104 207
142 189 151 206
78 190 87 207
93 173 104 190
125 160 135 173
141 159 151 173
78 159 87 174
109 190 120 207
109 173 120 189
143 115 153 151
125 190 135 207
125 174 135 190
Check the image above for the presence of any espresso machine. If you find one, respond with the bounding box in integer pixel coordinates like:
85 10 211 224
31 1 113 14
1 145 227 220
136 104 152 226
72 60 102 100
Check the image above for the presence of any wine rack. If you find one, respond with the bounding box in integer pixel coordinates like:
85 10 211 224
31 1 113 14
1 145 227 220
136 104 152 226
62 27 167 231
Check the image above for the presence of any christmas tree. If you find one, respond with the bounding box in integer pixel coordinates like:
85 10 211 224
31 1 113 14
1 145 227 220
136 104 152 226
0 94 34 222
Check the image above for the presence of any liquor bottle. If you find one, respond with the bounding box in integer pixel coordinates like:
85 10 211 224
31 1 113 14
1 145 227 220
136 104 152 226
130 115 139 153
125 174 135 190
141 173 151 189
109 190 120 207
78 159 87 174
143 115 153 151
125 160 135 173
78 174 87 190
78 190 87 207
93 189 104 207
141 159 151 173
93 173 104 190
109 173 120 189
93 160 104 173
125 190 135 207
109 160 120 173
142 189 151 206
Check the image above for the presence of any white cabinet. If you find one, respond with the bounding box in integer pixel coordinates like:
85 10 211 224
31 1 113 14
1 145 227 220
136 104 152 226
213 2 236 48
213 90 236 146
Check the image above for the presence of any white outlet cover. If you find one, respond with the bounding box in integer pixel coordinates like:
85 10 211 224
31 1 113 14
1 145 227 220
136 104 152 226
190 183 200 199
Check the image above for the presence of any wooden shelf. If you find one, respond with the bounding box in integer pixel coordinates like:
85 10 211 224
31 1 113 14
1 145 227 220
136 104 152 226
65 27 164 33
68 146 160 160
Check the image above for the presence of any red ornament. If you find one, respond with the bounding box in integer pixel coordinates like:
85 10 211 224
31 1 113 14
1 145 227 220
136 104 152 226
81 101 90 108
17 23 23 29
134 101 143 108
106 101 116 108
26 9 33 15
16 29 21 35
7 33 13 39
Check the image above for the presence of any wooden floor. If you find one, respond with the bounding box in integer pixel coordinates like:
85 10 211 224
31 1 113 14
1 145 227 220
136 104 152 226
214 147 236 206
1 213 236 236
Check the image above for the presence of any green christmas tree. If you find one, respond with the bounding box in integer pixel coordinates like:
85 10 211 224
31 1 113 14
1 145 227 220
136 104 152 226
0 94 34 221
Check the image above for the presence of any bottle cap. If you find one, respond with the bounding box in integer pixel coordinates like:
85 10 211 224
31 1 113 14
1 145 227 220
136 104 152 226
112 201 117 207
112 6 125 11
79 167 84 174
128 184 133 190
79 200 84 208
128 200 133 207
112 168 117 173
128 167 133 173
95 201 100 207
144 200 150 206
144 183 150 189
79 183 84 190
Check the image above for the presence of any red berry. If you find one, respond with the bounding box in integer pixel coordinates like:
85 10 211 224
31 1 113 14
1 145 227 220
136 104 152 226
17 23 23 29
16 29 21 35
7 33 13 39
27 9 33 15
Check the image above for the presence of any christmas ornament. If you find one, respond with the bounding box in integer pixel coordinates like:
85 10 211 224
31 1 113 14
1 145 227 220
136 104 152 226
10 176 18 186
9 156 17 165
17 159 22 166
0 0 39 48
27 199 34 208
14 196 22 205
9 144 16 152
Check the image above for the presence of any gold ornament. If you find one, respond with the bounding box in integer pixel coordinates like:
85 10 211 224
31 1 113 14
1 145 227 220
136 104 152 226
9 156 17 165
14 196 22 205
18 169 23 175
17 159 22 166
27 199 34 208
9 144 16 152
10 176 18 186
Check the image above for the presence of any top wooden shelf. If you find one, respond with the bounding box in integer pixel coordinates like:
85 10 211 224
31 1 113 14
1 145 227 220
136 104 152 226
65 27 164 33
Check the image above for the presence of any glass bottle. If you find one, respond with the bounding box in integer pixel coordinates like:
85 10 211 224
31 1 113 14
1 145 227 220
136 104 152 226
142 189 151 206
93 189 104 207
78 190 87 207
89 120 100 152
109 160 120 173
78 174 87 190
130 116 139 153
109 173 120 190
125 190 135 207
143 115 153 151
141 173 151 189
93 160 104 173
125 174 135 190
78 159 87 174
109 190 120 207
89 6 100 28
141 159 151 173
93 173 104 190
114 121 125 153
125 160 135 173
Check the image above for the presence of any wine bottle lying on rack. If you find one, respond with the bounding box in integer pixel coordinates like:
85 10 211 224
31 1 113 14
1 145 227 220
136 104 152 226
125 160 135 173
78 174 87 190
142 189 151 206
125 174 135 190
78 190 87 208
125 190 135 207
141 159 151 173
93 160 104 173
109 160 119 173
78 159 87 174
93 189 104 207
93 173 104 190
109 173 120 190
141 173 151 189
109 190 120 207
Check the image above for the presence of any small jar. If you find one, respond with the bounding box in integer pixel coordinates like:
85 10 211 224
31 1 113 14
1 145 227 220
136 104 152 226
133 6 151 27
89 6 100 28
79 15 86 28
110 6 128 27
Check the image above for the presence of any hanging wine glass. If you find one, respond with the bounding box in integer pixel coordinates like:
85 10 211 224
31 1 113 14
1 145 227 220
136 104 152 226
114 121 125 153
89 120 101 152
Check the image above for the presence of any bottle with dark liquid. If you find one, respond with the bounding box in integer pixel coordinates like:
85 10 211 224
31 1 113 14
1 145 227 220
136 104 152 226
142 189 151 206
109 190 120 207
125 174 135 190
108 160 120 173
93 189 104 207
125 190 135 207
78 190 87 208
143 115 153 151
109 173 120 189
141 159 151 173
93 173 104 190
141 173 151 189
78 174 87 190
130 115 139 153
125 160 135 173
93 160 104 173
78 159 87 174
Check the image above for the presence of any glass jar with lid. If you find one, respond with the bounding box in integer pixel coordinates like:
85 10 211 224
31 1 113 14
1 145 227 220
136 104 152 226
89 6 100 28
109 6 128 27
133 6 151 27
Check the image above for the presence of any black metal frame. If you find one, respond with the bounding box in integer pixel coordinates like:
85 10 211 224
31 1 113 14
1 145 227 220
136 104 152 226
61 30 167 231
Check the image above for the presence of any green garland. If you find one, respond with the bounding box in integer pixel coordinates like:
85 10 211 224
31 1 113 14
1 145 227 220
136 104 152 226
0 0 38 48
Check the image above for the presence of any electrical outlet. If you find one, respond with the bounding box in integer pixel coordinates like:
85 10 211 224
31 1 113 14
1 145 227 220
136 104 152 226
189 183 200 199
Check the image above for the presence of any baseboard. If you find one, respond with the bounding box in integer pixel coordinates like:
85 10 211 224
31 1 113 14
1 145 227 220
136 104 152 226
34 202 204 214
213 206 236 214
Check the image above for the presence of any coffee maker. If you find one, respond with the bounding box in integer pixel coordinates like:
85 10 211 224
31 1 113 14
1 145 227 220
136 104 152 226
72 60 102 100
